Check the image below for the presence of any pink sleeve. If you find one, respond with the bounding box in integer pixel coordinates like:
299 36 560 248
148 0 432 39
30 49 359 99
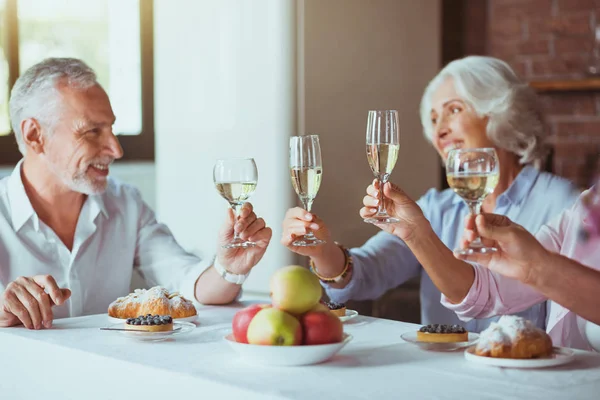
442 198 583 321
441 265 546 321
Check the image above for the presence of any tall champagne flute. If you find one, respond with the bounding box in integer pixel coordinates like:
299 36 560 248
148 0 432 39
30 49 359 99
364 110 400 224
289 135 325 246
213 158 258 248
446 148 499 255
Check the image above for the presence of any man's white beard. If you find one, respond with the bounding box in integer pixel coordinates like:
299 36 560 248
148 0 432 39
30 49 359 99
45 156 108 195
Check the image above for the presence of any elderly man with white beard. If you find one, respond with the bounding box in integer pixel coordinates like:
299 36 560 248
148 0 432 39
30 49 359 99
0 58 272 330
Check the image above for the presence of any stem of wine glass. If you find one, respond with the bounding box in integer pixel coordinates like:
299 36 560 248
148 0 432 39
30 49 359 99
377 177 388 215
302 198 317 239
231 203 243 241
467 201 484 247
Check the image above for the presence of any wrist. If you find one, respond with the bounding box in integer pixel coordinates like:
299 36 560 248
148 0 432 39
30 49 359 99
522 248 553 287
403 218 434 245
309 242 345 277
213 258 249 285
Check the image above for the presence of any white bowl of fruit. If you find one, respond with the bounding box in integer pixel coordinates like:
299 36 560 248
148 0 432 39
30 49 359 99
225 266 352 366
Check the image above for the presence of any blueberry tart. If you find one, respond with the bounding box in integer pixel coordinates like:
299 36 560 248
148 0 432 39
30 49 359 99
417 324 468 343
124 314 174 332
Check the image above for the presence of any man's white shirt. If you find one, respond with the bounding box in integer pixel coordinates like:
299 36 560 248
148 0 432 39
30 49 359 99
0 161 211 318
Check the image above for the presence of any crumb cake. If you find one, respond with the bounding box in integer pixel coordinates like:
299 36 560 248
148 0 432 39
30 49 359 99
108 286 197 319
475 315 553 359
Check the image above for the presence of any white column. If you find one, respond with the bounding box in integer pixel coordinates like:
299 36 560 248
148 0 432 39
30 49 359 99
154 0 296 294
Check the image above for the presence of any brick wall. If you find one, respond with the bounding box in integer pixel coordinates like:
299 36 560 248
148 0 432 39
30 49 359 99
487 0 600 187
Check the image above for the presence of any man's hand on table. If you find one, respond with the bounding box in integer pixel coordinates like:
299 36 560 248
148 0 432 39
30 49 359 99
0 275 71 329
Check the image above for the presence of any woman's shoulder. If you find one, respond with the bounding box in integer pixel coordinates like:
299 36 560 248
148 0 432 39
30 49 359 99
533 169 581 203
417 187 459 209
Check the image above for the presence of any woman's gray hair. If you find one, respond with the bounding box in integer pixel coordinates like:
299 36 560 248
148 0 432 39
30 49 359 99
419 56 549 166
9 57 98 155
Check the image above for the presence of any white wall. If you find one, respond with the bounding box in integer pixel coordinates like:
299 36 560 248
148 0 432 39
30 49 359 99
153 0 297 293
300 0 441 250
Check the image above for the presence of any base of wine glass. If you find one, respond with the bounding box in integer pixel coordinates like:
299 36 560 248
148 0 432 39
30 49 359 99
363 215 400 224
222 239 256 249
455 246 497 255
292 236 325 247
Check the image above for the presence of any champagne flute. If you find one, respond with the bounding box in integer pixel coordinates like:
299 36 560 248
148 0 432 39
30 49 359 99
446 148 499 255
364 110 400 224
213 158 258 248
289 135 325 246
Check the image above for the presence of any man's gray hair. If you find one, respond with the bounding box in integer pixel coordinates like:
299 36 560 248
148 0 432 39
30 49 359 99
9 57 98 155
419 56 550 166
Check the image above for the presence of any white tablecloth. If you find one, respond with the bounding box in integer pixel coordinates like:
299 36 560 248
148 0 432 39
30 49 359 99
1 302 600 400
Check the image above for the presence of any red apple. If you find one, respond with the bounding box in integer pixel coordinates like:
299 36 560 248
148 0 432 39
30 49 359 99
300 304 344 345
270 265 322 315
246 308 303 346
232 304 270 343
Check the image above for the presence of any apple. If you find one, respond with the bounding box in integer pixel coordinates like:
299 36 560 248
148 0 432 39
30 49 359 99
246 308 303 346
270 265 322 315
232 304 270 343
300 304 344 345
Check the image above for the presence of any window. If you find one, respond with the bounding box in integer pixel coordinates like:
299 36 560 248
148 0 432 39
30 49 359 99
0 0 154 164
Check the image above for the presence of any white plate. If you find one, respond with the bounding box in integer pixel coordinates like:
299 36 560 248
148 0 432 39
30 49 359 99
104 321 196 342
224 333 352 366
339 309 359 323
107 314 198 324
401 331 480 351
464 346 575 369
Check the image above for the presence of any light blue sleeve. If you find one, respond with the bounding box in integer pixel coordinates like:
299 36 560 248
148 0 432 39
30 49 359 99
324 189 437 303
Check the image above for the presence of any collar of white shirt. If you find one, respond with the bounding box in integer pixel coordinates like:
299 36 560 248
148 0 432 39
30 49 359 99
7 159 108 233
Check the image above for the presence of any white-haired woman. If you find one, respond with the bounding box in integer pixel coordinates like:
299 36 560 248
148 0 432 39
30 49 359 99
281 56 580 332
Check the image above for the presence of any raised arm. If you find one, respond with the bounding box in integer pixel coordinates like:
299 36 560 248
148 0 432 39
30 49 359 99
135 189 271 305
360 181 476 302
455 208 600 325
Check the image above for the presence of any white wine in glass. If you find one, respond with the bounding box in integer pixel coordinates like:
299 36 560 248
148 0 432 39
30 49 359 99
446 148 499 255
213 158 258 248
289 135 325 246
364 110 400 224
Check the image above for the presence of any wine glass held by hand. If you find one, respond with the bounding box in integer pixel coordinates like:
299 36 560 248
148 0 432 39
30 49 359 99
446 148 499 254
364 110 401 224
214 158 259 248
289 135 325 246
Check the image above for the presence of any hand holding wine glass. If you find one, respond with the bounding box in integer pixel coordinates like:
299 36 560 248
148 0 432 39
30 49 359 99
364 110 400 224
214 158 259 248
446 148 499 254
289 135 325 246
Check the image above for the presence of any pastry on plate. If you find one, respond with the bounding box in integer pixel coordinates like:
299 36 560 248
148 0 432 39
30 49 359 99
124 314 173 332
325 301 347 317
475 315 553 359
417 324 468 343
108 286 197 319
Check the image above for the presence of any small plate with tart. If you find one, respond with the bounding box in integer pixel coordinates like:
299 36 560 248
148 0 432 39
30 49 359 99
401 324 479 351
324 301 358 322
102 314 196 342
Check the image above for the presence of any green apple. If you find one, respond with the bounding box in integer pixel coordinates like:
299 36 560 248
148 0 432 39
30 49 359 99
246 308 302 346
270 265 322 315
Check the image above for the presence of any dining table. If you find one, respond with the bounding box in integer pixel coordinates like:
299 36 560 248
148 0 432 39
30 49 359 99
1 301 599 400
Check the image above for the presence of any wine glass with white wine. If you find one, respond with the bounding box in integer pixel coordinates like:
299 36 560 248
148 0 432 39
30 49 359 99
213 158 258 248
446 148 499 255
364 110 400 224
289 135 325 246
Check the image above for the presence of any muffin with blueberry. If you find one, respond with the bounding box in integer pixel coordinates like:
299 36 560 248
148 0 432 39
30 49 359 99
124 314 174 332
417 324 468 343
